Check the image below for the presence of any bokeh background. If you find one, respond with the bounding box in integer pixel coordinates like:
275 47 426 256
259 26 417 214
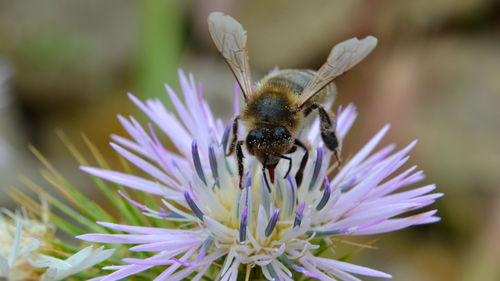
1 0 499 280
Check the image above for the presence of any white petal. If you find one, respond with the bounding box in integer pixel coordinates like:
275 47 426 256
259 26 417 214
204 216 234 242
336 103 358 138
81 167 175 197
8 222 22 268
101 264 154 281
326 202 419 231
332 124 390 188
314 256 391 278
152 247 198 281
110 143 180 189
0 254 9 277
30 254 71 269
37 246 115 281
352 210 438 235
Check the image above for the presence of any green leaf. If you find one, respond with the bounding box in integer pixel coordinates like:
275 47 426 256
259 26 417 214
20 177 113 235
30 146 115 223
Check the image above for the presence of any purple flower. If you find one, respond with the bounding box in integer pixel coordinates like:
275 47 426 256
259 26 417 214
78 70 442 280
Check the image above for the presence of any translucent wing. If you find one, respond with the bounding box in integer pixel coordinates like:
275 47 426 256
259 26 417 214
208 12 253 102
295 36 378 109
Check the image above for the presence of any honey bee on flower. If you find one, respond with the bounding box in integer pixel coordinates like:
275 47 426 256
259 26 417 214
77 12 441 281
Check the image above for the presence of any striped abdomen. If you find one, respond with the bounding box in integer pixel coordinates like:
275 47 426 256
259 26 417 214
261 69 336 107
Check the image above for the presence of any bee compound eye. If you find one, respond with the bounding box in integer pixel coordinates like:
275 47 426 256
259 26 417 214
246 130 264 154
247 130 263 144
273 126 291 140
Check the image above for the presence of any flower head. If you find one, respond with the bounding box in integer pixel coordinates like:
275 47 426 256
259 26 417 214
79 70 442 280
0 198 114 281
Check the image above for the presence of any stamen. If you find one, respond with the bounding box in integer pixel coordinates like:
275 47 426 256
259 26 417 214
189 182 199 203
197 235 214 261
158 207 184 219
307 227 348 237
211 177 219 191
316 177 331 211
208 143 219 186
191 140 207 185
119 190 183 218
245 176 252 189
293 203 305 228
171 257 193 267
239 206 247 242
285 175 296 217
309 147 323 191
221 119 232 151
279 255 320 279
265 208 280 237
265 264 280 280
340 177 356 192
237 185 246 214
184 191 204 221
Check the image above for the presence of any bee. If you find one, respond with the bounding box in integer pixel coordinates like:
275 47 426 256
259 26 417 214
208 12 377 191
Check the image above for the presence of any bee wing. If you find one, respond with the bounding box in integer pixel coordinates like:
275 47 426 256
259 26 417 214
295 36 378 109
208 12 253 102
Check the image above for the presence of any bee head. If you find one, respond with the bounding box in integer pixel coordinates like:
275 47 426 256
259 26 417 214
245 126 293 164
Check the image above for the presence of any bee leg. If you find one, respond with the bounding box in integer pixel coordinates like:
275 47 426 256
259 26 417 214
317 106 341 161
303 104 318 117
236 140 245 189
294 139 308 187
306 104 341 163
262 158 271 193
275 153 292 179
226 115 240 156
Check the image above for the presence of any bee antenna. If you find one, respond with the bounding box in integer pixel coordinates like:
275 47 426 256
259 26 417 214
262 159 273 193
263 172 271 193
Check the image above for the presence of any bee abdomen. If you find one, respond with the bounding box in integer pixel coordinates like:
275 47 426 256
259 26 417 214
263 69 335 107
263 69 314 95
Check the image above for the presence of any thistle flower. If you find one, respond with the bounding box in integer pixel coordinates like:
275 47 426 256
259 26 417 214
0 198 114 281
78 70 442 280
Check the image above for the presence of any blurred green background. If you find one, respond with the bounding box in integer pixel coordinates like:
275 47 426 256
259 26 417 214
1 0 499 280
